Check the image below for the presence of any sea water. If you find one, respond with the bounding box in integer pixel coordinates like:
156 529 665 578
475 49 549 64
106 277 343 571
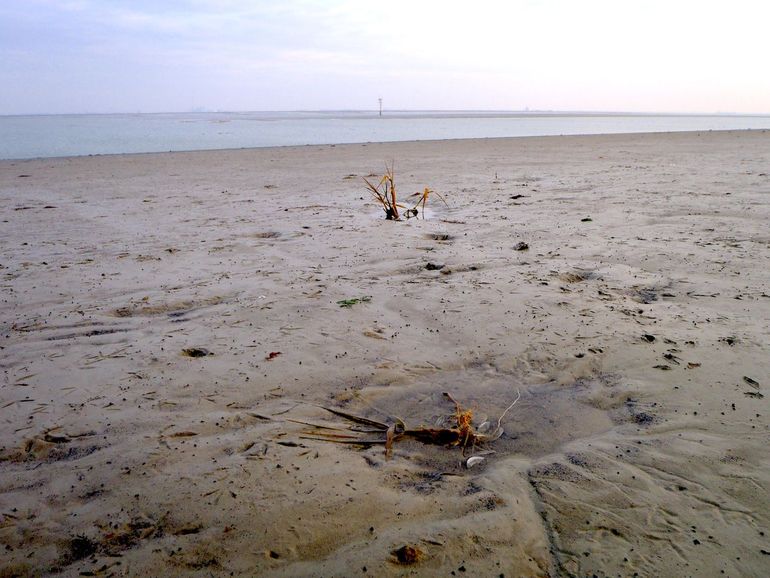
1 110 769 160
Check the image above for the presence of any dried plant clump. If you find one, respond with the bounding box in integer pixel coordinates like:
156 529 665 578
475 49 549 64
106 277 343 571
445 392 475 448
364 163 445 220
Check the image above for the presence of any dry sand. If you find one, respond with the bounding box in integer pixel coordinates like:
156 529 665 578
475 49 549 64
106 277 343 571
1 131 768 577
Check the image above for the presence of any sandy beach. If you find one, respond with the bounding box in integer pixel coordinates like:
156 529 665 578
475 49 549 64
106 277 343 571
1 131 768 576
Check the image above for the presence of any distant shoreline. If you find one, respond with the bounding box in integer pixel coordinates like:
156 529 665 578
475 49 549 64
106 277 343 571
2 129 768 165
2 111 770 160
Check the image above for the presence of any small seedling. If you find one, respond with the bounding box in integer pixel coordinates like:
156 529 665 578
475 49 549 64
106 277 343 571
408 187 448 218
337 296 372 308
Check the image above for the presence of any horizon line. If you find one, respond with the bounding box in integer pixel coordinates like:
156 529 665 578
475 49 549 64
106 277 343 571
3 108 770 118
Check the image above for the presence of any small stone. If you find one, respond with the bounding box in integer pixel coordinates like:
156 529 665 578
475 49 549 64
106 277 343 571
391 545 423 565
182 347 210 357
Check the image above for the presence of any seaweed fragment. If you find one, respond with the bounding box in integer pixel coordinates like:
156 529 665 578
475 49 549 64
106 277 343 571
298 390 520 458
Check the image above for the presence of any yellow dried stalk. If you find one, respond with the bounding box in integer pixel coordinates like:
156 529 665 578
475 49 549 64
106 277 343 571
363 163 402 220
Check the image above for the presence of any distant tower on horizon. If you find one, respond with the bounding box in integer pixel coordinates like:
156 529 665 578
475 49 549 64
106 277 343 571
378 98 382 117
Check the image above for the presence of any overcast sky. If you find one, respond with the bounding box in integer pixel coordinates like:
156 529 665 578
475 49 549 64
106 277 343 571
1 0 768 115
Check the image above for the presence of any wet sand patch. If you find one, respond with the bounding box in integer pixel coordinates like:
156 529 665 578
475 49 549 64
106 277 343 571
311 365 615 474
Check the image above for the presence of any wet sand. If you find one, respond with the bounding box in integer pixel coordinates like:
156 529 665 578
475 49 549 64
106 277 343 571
1 131 768 576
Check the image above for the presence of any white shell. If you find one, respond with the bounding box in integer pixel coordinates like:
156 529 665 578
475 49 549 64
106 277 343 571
465 456 485 469
476 421 492 434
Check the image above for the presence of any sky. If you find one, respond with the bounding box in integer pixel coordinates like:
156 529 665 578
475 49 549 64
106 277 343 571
1 0 769 115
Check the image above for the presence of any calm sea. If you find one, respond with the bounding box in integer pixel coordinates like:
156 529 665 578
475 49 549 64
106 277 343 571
2 110 769 160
